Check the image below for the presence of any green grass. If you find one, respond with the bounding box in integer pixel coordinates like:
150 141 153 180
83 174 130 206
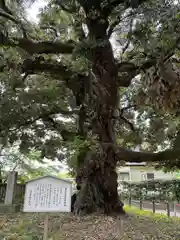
124 205 180 223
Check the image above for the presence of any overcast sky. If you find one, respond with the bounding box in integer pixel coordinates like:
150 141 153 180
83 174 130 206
26 0 46 22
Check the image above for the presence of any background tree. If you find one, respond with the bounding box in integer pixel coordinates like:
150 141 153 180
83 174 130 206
0 0 180 215
0 147 64 183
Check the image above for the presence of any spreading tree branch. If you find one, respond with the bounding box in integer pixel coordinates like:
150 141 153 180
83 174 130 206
115 147 180 164
0 32 74 54
102 142 180 164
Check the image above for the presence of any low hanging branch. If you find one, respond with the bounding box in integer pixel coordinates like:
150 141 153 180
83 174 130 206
115 146 180 163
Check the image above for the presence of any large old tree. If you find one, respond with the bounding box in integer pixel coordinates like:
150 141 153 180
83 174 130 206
0 0 180 214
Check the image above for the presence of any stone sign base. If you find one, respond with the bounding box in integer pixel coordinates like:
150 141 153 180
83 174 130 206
0 204 21 213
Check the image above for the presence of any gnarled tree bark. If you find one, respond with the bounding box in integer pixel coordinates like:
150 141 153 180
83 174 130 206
73 8 125 215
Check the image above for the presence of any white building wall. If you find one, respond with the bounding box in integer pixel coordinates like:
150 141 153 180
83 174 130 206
153 170 176 180
117 166 177 183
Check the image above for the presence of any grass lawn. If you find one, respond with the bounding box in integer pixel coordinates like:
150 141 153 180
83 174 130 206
0 207 180 239
124 205 180 222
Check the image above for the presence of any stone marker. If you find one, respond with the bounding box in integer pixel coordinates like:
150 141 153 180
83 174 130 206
5 171 18 205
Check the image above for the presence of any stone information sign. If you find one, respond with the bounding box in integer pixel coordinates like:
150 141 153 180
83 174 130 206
23 176 72 212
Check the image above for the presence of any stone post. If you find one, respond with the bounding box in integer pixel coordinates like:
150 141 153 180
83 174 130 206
4 171 18 205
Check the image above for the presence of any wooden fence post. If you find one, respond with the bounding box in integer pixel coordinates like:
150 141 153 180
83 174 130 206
140 199 143 210
139 189 143 210
152 200 155 213
173 202 176 217
129 183 132 206
166 202 170 217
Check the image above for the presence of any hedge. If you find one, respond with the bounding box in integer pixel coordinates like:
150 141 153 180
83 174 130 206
120 179 180 202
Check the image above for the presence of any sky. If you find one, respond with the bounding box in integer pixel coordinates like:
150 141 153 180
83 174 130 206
26 0 46 23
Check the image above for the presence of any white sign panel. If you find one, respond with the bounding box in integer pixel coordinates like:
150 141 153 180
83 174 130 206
23 176 72 213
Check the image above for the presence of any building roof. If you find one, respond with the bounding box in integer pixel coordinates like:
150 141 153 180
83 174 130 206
25 175 73 184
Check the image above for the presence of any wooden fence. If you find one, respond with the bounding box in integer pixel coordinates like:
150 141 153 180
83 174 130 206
0 183 25 203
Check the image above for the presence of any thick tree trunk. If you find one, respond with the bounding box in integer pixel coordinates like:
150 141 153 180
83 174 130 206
74 150 124 215
74 39 125 214
74 11 125 215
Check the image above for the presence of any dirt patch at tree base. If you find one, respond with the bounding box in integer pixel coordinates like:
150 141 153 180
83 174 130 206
0 213 180 239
